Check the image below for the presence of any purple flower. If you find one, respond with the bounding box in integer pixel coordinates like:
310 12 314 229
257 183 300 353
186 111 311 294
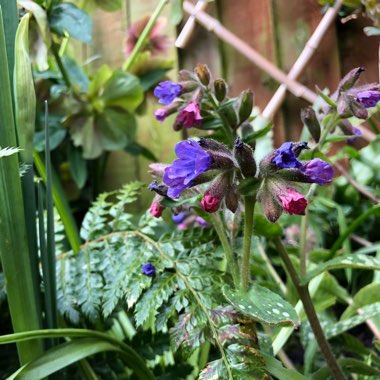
163 140 213 199
302 158 334 185
142 263 156 277
195 216 210 228
272 142 302 169
348 127 362 143
172 211 187 224
154 108 168 122
154 81 182 105
356 90 380 108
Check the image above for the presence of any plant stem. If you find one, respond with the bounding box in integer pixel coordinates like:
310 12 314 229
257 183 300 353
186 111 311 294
51 42 72 88
211 213 239 288
273 237 345 380
241 196 255 291
299 210 308 276
123 0 168 71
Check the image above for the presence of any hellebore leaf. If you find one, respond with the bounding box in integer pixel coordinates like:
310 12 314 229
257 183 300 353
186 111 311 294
222 284 298 327
102 70 144 112
49 3 92 44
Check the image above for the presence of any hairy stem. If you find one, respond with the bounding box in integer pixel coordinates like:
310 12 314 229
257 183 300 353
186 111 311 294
241 196 255 291
299 210 308 276
211 213 240 288
123 0 169 71
273 237 345 380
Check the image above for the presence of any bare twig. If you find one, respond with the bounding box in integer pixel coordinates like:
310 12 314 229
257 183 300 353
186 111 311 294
175 0 208 48
183 1 316 102
262 0 343 120
333 161 380 204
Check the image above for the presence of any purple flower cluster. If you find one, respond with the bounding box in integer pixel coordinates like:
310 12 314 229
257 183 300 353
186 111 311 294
154 81 182 105
163 139 213 198
272 142 334 185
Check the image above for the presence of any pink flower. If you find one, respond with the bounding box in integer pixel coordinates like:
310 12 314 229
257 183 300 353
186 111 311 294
278 189 307 215
149 201 165 218
176 102 202 129
201 191 221 213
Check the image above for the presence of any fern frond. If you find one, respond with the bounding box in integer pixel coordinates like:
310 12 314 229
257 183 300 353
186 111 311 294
0 146 21 158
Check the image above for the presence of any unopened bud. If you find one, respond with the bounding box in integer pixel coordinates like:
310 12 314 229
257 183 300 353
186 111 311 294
225 185 239 213
300 107 321 143
149 195 165 218
350 99 368 119
258 183 283 223
179 69 196 81
194 63 211 86
149 163 169 178
338 94 368 119
220 104 238 128
148 180 168 197
201 191 221 213
214 78 227 102
234 138 256 178
238 89 254 124
337 67 364 94
199 138 235 170
292 142 309 157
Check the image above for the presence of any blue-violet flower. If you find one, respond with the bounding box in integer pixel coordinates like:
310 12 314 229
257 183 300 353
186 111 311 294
272 142 302 169
356 90 380 108
142 263 156 277
302 158 334 185
154 81 182 105
163 139 213 199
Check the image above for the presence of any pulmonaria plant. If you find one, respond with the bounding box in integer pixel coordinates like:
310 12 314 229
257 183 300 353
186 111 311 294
145 64 380 379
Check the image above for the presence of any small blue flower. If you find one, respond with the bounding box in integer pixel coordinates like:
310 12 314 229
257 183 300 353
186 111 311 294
302 158 334 185
356 90 380 108
163 140 213 199
172 211 187 224
272 142 302 169
154 81 182 105
142 263 156 278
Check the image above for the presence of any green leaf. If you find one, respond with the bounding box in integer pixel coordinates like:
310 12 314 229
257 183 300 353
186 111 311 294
14 12 36 164
62 55 89 92
244 123 273 143
138 68 168 91
102 70 144 112
88 64 113 97
316 86 337 107
302 254 380 284
253 214 282 238
171 0 183 25
49 3 92 43
222 284 299 327
341 282 380 321
34 126 66 152
68 144 87 189
262 353 306 380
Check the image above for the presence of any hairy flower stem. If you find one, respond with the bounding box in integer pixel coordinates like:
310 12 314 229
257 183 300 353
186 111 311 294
241 196 255 291
211 213 239 288
123 0 169 71
273 237 345 380
299 210 308 276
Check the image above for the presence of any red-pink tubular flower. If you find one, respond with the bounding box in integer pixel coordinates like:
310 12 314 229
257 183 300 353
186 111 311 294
149 201 165 218
176 102 202 128
201 191 221 213
278 189 307 215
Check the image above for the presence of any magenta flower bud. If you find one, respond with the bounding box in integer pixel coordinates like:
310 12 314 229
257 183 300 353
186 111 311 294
201 191 221 213
302 158 334 185
175 101 202 129
149 198 165 218
154 81 183 105
278 189 307 215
